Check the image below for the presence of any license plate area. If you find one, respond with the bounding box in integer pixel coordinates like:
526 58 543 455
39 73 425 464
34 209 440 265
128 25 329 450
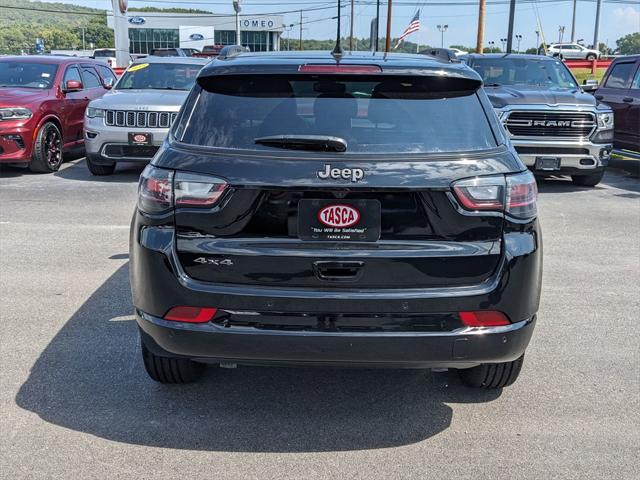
298 199 381 242
128 132 152 146
535 156 561 171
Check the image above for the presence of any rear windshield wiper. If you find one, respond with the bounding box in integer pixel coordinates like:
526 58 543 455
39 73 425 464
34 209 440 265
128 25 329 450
254 135 347 153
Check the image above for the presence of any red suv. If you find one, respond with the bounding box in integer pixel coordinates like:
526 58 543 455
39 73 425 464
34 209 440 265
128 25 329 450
0 56 116 172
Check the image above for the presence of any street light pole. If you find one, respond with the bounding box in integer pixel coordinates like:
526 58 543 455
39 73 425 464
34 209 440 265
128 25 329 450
535 30 540 53
515 34 522 53
437 24 448 49
500 38 507 51
233 0 242 46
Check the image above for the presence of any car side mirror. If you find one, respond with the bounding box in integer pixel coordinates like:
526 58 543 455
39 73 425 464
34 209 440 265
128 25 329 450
63 79 83 92
582 79 598 92
103 77 115 89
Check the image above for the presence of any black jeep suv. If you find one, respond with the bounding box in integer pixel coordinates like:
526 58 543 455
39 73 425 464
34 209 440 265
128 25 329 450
130 51 542 389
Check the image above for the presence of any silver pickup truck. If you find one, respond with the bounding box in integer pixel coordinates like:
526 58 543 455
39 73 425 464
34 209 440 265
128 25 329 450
464 54 613 187
84 56 208 175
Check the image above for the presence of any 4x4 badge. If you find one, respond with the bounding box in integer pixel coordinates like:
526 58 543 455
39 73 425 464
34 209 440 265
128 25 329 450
193 257 233 266
317 164 364 183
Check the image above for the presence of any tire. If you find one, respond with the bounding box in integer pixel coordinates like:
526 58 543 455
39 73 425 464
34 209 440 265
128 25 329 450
571 170 604 187
29 122 63 173
458 355 524 389
141 343 205 384
586 53 597 61
86 156 116 176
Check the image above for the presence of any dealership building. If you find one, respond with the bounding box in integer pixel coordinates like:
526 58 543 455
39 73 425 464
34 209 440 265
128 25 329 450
107 12 284 54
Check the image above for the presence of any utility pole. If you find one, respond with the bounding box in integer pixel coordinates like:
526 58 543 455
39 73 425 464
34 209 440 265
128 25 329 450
299 10 303 50
505 0 516 53
384 0 392 53
375 0 380 52
80 27 86 51
593 0 602 50
570 0 577 42
476 0 486 54
350 0 354 51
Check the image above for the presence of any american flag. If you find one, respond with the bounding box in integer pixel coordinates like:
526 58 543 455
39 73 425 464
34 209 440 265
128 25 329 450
394 10 421 49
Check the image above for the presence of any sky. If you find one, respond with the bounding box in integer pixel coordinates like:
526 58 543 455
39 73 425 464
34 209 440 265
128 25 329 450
40 0 640 50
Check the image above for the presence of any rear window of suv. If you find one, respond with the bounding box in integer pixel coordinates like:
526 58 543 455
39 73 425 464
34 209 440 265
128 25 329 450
176 74 497 154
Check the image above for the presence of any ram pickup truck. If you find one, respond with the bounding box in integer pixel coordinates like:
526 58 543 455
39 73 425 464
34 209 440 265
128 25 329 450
465 54 614 186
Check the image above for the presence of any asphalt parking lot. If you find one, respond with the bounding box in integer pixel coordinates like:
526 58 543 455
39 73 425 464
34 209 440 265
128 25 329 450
1 159 638 479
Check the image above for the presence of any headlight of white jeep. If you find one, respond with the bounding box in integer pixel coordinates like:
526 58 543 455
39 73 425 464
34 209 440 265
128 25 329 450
0 107 32 121
86 107 105 118
597 112 614 129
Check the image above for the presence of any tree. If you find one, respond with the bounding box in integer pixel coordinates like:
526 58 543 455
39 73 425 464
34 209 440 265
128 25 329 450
615 33 640 55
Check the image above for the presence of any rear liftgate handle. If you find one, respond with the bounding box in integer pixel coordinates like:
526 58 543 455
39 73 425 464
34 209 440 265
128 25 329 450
313 261 365 282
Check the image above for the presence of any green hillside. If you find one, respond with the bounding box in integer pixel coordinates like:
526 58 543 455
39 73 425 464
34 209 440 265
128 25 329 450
0 1 211 54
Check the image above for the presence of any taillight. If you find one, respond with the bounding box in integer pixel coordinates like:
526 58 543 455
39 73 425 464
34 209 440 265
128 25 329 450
174 172 228 207
452 176 505 210
505 170 538 220
138 165 173 214
459 311 510 327
164 306 217 323
451 171 537 220
137 166 228 214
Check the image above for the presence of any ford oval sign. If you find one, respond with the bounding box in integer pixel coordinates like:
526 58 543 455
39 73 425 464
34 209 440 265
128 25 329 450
318 205 361 228
128 16 146 25
189 33 205 41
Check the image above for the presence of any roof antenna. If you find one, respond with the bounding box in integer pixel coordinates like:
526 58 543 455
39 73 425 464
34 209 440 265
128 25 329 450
331 1 344 61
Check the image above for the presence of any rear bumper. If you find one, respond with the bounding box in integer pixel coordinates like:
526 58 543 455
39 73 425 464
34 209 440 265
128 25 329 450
138 310 536 368
130 217 542 368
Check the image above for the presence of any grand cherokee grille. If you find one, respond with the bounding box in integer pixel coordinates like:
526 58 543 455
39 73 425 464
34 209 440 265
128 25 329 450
504 111 596 138
104 110 177 128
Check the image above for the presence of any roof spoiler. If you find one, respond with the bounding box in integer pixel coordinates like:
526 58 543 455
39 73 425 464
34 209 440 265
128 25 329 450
217 45 250 60
418 48 461 63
